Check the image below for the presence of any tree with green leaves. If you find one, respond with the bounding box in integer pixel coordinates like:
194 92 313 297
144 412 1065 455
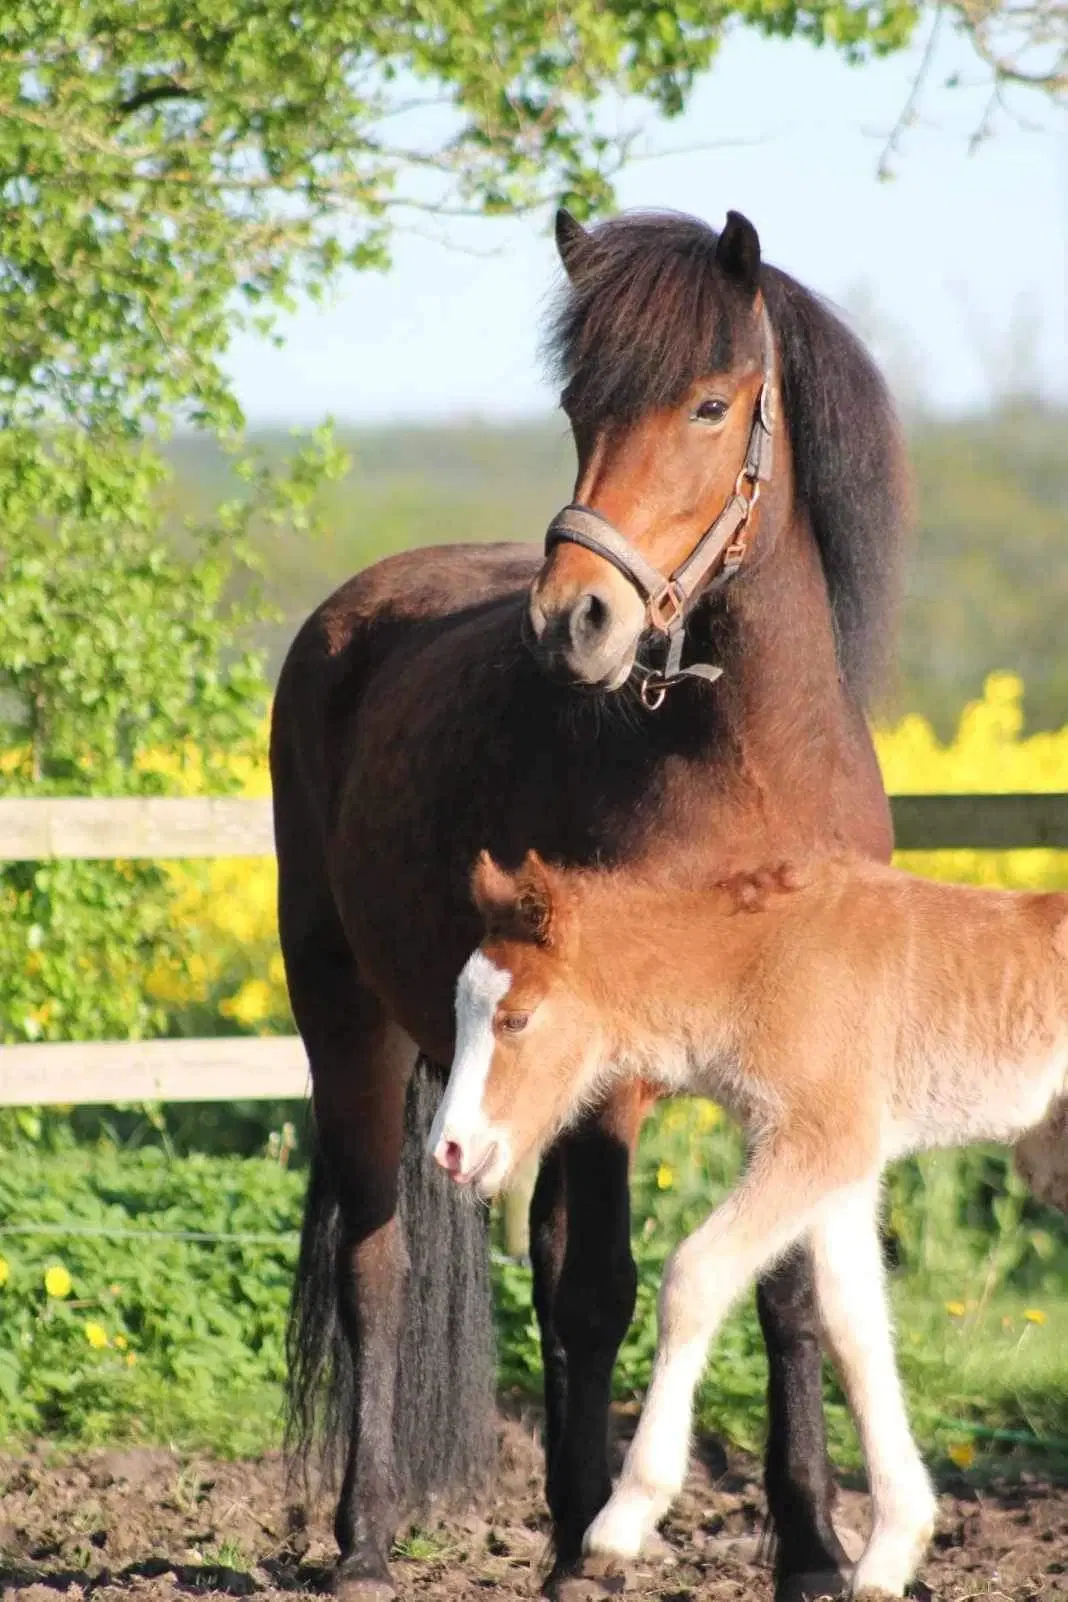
0 0 1057 1058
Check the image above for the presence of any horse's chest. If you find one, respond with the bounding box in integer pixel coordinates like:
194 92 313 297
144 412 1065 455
332 732 720 1058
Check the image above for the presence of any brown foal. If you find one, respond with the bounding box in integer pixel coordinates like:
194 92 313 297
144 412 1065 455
433 850 1068 1596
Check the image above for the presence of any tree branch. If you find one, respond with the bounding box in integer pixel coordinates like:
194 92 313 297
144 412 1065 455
117 80 195 116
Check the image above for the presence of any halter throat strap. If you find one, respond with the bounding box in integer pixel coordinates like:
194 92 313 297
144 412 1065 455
543 302 776 706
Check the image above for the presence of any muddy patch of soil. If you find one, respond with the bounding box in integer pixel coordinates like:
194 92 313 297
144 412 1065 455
0 1409 1064 1601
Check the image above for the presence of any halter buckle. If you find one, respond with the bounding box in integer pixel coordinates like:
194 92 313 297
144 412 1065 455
647 581 685 634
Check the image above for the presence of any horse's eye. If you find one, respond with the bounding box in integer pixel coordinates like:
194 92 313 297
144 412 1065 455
498 1012 529 1035
693 398 728 424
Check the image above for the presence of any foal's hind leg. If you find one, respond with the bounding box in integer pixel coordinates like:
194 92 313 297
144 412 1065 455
810 1179 936 1596
530 1084 647 1578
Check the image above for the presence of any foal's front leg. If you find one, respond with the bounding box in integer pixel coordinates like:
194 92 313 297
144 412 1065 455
584 1154 835 1562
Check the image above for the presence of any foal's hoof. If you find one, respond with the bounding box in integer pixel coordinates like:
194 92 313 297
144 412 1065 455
547 1554 632 1600
334 1557 396 1602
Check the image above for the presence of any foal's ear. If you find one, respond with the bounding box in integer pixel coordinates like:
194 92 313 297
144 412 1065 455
471 850 555 946
716 210 762 296
555 208 591 281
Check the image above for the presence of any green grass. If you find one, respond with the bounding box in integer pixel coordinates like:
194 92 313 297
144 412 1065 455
0 1109 1064 1482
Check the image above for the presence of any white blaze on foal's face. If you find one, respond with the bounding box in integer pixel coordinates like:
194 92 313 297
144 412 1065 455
430 849 613 1194
428 950 514 1195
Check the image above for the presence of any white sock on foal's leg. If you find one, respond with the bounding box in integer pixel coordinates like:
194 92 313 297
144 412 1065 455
810 1182 936 1597
584 1172 817 1562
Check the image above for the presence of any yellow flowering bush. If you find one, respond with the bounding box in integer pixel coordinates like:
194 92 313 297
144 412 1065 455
879 672 1068 891
137 725 293 1035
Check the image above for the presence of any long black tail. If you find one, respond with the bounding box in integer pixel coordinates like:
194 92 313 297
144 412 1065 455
285 1056 496 1510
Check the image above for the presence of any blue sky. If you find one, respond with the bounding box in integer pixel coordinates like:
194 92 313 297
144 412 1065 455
227 20 1066 423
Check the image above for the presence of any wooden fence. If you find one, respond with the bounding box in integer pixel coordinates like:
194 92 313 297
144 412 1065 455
1 793 1067 1108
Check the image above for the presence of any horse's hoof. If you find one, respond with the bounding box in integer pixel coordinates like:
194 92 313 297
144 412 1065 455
334 1579 395 1602
334 1557 396 1602
775 1568 851 1602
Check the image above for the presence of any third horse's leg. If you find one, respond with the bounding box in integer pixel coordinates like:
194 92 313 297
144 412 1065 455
530 1083 649 1576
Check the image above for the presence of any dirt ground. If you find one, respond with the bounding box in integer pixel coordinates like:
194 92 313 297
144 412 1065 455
0 1408 1064 1602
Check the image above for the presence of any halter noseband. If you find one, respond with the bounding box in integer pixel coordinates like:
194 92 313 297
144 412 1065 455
543 303 776 709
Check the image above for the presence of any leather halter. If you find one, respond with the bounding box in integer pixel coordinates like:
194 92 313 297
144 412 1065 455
544 303 776 709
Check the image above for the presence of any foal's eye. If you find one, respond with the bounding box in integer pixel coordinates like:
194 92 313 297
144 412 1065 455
498 1012 530 1035
692 398 729 425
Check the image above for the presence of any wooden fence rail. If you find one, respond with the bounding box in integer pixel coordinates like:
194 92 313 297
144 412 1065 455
4 793 1068 860
1 792 1067 1108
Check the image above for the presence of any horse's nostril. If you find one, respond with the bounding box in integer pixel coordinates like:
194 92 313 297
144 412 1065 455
571 590 611 647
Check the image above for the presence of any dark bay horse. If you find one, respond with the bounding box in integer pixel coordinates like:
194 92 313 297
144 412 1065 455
271 207 907 1601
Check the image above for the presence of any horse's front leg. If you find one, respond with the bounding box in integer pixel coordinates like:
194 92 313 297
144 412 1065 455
758 1249 851 1597
529 1082 650 1582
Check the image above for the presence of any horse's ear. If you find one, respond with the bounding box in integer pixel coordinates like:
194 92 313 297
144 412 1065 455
471 850 555 946
555 208 590 281
716 210 761 296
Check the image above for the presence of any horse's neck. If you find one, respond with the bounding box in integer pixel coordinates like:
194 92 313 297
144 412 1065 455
715 513 842 744
665 512 890 862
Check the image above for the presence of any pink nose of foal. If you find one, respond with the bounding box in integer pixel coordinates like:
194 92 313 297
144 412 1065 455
434 1137 465 1177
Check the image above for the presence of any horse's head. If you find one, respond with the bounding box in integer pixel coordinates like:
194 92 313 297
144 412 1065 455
428 851 606 1196
526 208 777 694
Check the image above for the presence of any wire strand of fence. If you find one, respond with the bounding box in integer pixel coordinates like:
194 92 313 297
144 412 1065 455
0 1220 528 1265
0 1221 300 1246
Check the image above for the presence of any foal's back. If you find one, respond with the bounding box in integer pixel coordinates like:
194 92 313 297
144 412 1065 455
788 862 1068 1153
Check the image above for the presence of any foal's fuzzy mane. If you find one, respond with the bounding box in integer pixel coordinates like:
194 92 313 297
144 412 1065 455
545 209 908 703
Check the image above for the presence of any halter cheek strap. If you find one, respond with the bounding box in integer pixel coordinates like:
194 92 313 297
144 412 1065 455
543 303 777 708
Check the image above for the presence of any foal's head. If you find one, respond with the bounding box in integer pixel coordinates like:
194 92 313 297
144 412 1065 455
526 208 773 691
428 852 608 1196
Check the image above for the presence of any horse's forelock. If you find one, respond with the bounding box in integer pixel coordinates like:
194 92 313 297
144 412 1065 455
544 210 746 426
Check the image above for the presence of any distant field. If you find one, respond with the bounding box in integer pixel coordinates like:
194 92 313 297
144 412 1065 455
162 403 1068 733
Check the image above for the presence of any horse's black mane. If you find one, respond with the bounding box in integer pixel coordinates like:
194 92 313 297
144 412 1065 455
544 210 907 704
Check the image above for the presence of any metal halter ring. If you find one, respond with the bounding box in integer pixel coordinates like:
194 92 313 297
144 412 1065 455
637 671 669 711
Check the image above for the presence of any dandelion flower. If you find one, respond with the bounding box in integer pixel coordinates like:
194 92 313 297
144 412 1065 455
44 1264 72 1299
114 1333 128 1350
945 1300 966 1318
1024 1308 1047 1326
84 1322 109 1349
946 1441 975 1470
656 1164 674 1191
0 1257 9 1287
